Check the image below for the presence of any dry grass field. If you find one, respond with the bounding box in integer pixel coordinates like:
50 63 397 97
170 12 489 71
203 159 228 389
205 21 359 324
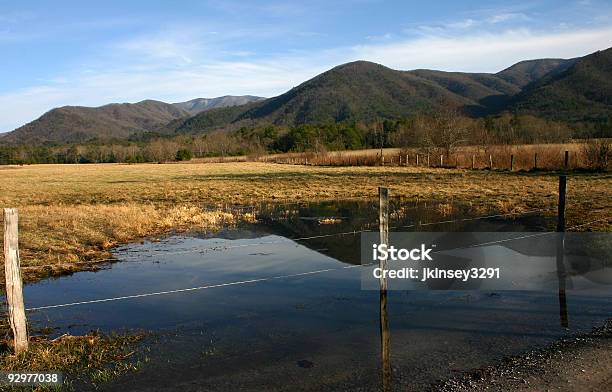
1 162 610 283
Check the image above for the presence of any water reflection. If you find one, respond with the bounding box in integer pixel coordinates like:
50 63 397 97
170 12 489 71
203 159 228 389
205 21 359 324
557 233 569 328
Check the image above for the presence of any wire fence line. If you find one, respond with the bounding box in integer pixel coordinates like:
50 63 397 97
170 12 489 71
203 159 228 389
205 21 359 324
23 214 609 313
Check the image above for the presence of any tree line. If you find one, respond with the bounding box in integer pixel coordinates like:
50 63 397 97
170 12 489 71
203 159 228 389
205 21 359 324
0 112 595 165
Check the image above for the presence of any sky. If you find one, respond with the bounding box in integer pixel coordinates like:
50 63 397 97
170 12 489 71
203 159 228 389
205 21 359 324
1 0 612 133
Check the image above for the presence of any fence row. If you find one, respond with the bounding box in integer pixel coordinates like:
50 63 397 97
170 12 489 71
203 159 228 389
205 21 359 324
268 147 610 171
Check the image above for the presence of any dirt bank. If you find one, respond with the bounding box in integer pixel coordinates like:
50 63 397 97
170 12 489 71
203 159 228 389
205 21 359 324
434 320 612 391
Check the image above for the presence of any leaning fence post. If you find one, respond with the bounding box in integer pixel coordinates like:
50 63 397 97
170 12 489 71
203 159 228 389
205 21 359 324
556 176 568 327
3 208 28 354
378 187 391 391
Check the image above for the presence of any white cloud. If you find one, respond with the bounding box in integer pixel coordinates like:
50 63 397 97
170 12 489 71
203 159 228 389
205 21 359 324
487 12 529 24
350 27 612 72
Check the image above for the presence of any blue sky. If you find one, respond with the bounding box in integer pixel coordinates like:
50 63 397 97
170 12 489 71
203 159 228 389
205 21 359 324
1 0 612 132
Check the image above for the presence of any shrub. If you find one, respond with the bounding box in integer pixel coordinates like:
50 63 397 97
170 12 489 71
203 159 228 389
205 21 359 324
175 149 193 161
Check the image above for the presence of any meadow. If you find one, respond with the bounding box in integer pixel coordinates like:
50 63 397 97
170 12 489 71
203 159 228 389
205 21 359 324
0 161 610 284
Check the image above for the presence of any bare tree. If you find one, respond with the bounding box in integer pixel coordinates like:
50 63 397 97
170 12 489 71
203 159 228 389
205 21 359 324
427 109 469 157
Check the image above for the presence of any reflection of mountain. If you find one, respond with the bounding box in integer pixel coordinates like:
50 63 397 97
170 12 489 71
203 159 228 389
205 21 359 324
224 200 552 266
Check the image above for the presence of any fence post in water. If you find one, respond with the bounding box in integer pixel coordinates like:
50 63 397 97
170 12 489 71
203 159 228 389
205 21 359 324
378 187 391 391
564 151 569 170
3 208 28 354
556 176 568 327
510 154 514 171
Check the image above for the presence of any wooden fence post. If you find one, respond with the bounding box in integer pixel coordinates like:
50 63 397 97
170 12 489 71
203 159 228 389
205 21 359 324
3 208 28 354
378 187 391 391
489 155 493 170
510 154 514 171
415 154 419 166
564 151 569 170
427 154 430 167
440 154 444 167
471 154 475 170
556 176 568 327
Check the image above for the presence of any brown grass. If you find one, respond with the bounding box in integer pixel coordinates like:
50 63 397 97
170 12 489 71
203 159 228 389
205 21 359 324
1 162 610 283
0 331 146 390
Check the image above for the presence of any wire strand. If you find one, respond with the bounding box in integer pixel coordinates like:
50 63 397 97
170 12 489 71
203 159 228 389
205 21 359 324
25 263 374 312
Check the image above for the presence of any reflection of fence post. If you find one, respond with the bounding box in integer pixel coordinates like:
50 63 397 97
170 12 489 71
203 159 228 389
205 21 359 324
3 208 29 354
556 176 568 327
378 187 391 392
379 187 389 289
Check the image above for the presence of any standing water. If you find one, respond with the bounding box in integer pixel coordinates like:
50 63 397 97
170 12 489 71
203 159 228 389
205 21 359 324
21 200 612 391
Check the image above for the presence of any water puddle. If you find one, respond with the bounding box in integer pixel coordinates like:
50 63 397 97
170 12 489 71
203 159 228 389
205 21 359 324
19 200 611 391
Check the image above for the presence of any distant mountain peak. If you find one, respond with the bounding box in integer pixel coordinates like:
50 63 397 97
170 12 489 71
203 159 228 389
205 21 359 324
172 95 265 115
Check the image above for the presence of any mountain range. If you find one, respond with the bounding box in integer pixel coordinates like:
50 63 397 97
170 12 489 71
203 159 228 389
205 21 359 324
2 46 610 145
0 96 264 144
